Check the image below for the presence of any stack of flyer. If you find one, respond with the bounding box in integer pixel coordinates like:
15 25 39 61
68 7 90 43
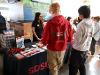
14 47 45 60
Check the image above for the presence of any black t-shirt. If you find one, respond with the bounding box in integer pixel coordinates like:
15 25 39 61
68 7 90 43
32 20 43 39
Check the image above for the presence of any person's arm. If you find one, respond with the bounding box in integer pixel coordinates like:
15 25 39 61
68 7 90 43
32 21 41 41
38 22 50 48
32 27 41 41
67 21 73 46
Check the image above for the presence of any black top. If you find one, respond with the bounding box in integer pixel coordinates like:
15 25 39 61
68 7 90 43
0 15 6 33
32 20 43 41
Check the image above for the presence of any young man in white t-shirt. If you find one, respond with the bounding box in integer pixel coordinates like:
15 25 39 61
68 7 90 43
69 5 93 75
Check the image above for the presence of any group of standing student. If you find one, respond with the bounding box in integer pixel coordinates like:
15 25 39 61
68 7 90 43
32 2 100 75
38 3 73 75
69 5 100 75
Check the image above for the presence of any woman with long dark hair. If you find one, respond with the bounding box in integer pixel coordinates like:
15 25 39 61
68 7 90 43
32 12 44 42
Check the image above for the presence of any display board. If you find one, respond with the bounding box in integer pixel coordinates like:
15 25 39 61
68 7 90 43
24 2 50 21
0 2 24 21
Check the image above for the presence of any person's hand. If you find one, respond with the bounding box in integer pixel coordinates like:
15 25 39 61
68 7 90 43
37 37 41 41
37 42 44 48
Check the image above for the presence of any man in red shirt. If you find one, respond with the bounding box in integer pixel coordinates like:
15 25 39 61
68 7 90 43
38 3 73 75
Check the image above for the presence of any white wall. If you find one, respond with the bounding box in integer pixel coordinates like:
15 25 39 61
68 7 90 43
51 0 82 18
52 0 60 3
59 0 83 19
59 0 100 18
90 0 100 16
0 2 24 21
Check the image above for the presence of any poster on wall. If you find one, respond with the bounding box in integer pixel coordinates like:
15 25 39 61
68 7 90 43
24 2 50 21
24 6 33 21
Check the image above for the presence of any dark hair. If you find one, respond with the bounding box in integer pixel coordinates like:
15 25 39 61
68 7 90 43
78 17 82 23
78 5 90 18
34 12 41 22
94 16 100 22
67 17 71 21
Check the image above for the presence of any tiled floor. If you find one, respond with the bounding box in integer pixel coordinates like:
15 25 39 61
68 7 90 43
59 45 100 75
59 54 100 75
0 46 100 75
86 55 100 75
